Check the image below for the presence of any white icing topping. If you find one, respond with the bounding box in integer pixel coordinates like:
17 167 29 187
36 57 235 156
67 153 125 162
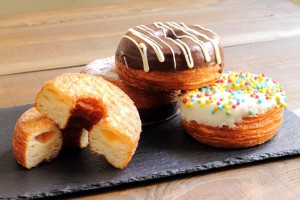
180 71 287 128
83 56 119 80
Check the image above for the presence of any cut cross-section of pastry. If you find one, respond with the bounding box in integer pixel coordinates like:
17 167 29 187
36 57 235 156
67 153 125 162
12 107 89 169
35 73 142 169
12 108 63 169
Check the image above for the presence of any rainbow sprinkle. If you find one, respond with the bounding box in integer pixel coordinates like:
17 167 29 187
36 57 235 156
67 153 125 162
180 71 287 117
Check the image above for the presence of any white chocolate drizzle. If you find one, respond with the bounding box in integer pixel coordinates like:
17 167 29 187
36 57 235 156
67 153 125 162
127 28 165 72
166 22 211 62
122 35 151 72
122 22 222 72
154 22 197 67
173 39 194 68
138 25 156 34
186 23 222 64
136 25 177 69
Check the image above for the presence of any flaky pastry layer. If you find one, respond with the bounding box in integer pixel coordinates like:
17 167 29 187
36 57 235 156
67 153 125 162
116 59 222 91
182 107 283 148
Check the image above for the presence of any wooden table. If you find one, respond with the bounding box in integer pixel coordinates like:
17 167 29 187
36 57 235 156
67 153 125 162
1 0 300 199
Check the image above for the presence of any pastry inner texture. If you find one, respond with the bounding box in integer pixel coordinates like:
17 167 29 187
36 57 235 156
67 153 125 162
66 98 106 131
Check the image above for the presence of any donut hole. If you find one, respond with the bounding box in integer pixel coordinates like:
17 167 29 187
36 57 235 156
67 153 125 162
67 98 107 131
61 126 88 148
165 30 178 40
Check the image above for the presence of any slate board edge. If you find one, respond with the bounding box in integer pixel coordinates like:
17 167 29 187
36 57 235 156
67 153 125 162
0 103 32 110
6 148 300 200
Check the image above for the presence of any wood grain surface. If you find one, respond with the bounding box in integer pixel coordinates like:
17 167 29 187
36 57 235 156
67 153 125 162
0 0 300 199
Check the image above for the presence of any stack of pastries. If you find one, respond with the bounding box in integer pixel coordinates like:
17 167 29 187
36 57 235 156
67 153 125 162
81 57 180 125
12 22 287 170
82 22 224 124
110 22 286 148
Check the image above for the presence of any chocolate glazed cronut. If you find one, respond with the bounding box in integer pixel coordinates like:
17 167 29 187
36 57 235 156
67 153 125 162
115 22 224 90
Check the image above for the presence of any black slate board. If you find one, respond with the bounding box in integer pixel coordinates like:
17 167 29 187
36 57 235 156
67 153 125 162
0 105 300 199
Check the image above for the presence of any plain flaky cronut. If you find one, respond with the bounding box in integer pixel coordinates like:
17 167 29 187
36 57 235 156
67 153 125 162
34 73 142 169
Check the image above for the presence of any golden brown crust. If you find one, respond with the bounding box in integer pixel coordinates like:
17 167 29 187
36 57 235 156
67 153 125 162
116 59 222 90
13 123 29 168
182 107 284 148
109 80 179 108
115 79 180 124
92 77 180 124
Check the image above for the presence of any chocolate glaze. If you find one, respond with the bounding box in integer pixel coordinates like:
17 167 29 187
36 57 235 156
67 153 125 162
115 22 224 71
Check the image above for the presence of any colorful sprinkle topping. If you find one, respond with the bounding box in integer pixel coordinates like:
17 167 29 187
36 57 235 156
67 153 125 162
180 71 287 128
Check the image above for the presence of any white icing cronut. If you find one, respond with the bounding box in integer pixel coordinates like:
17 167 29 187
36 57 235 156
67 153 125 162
180 71 287 128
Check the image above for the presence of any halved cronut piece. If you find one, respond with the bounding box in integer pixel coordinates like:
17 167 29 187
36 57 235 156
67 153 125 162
12 108 63 169
35 73 141 169
12 107 89 169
